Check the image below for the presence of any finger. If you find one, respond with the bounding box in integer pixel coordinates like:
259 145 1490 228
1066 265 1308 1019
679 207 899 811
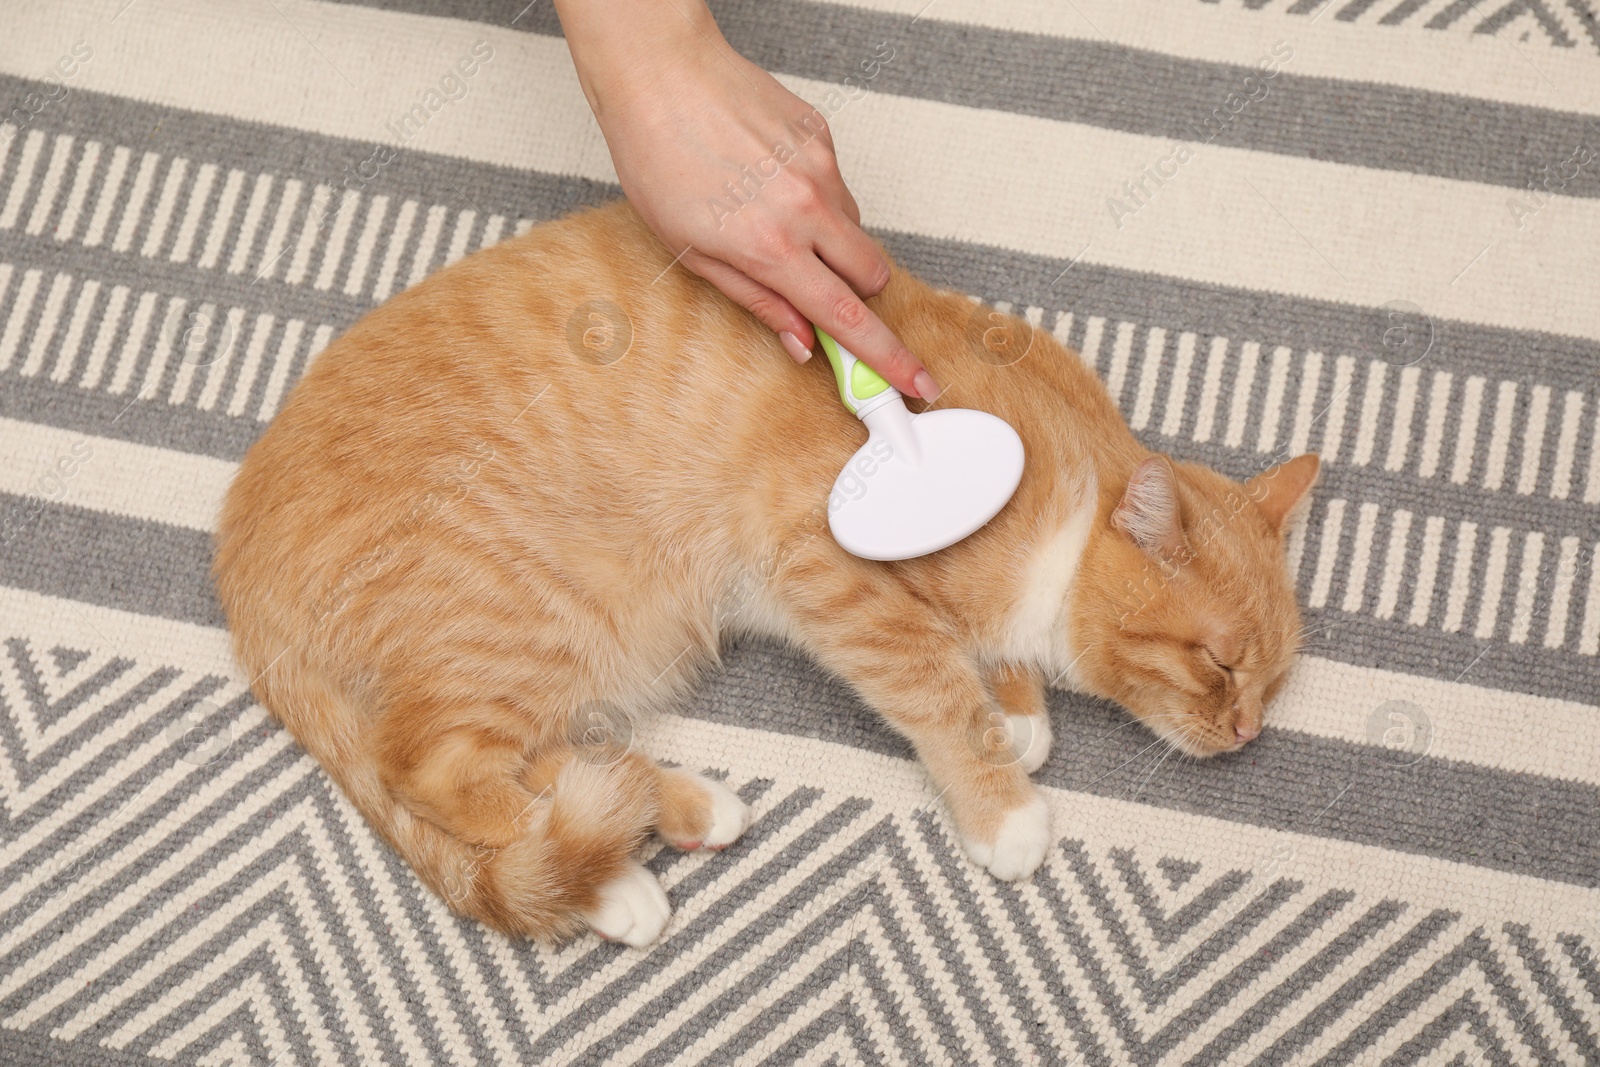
797 132 859 227
814 215 890 298
791 105 834 152
836 183 862 228
759 255 937 400
809 162 861 228
683 251 816 364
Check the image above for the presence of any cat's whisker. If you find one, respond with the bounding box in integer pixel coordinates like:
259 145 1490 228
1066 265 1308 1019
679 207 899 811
1095 716 1151 741
1295 623 1336 642
1127 742 1178 803
1137 713 1194 745
1103 712 1189 752
1123 737 1167 785
1087 733 1171 787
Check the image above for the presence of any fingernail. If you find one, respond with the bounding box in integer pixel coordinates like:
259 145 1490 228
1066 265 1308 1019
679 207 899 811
779 331 812 364
913 370 941 401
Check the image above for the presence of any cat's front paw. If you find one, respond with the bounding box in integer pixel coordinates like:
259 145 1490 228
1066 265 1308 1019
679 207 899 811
1008 713 1052 774
960 793 1051 881
585 861 671 947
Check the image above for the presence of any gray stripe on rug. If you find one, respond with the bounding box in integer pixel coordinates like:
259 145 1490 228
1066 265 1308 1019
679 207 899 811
3 504 1595 885
331 0 1600 197
0 1029 166 1067
690 639 1600 888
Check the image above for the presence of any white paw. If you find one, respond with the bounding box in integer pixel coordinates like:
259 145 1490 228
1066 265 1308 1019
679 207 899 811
1008 713 1052 774
585 861 670 947
698 775 750 850
960 794 1051 882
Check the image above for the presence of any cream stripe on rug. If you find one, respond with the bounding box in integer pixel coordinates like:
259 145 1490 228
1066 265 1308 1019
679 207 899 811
810 0 1600 112
5 0 1597 341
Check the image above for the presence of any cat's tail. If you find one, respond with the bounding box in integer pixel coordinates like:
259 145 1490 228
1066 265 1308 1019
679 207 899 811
268 666 657 942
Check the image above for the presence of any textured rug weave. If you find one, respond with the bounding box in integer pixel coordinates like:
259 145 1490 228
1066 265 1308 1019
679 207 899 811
3 1 1599 1064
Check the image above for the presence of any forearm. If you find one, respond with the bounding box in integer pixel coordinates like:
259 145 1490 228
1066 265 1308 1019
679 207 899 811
547 0 934 396
553 0 727 117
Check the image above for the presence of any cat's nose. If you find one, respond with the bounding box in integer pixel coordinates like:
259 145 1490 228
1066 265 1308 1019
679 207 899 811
1234 722 1260 743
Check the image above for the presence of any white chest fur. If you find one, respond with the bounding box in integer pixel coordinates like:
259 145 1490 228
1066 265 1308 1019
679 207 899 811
996 496 1096 687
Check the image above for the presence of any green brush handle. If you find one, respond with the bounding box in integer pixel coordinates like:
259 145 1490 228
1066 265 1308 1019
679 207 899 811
815 328 901 419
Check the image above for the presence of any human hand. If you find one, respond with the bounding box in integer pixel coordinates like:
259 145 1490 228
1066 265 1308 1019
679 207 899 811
554 0 939 400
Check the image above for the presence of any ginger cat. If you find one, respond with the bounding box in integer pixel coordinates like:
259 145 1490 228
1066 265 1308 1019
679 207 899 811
213 201 1318 946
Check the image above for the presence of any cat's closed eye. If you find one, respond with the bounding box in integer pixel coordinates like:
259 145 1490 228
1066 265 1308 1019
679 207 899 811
1199 646 1234 680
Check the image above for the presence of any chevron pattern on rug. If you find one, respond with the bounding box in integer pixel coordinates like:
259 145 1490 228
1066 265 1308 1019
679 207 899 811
1209 0 1600 54
3 632 1597 1066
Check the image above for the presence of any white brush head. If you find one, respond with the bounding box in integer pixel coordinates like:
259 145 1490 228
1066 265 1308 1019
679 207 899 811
828 400 1025 561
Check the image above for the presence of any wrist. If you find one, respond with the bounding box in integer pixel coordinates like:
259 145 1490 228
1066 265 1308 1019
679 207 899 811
555 0 725 116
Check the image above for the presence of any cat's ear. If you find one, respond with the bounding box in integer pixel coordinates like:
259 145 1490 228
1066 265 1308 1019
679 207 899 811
1246 454 1320 534
1112 456 1191 561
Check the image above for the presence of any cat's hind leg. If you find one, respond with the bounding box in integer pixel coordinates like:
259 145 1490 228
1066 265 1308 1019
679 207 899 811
372 676 747 945
376 706 669 944
520 751 749 943
653 768 750 851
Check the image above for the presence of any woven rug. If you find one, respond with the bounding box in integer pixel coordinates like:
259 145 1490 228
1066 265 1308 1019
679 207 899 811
3 1 1599 1064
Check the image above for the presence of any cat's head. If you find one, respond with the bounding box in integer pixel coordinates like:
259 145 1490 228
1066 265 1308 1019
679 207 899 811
1072 453 1320 757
